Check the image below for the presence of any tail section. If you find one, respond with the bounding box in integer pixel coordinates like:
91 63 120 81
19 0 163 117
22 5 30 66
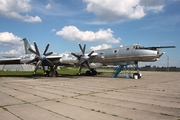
22 38 32 54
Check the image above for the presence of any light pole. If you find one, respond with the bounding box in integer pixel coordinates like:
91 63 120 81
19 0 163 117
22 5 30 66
167 55 169 71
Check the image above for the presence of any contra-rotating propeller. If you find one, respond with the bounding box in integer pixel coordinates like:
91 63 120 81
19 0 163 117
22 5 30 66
71 43 94 75
26 41 54 74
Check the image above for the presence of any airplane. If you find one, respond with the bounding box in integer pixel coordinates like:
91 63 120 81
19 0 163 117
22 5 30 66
0 38 175 78
60 43 175 78
0 38 62 76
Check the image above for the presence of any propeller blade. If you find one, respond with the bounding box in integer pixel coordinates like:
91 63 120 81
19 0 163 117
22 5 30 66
26 58 37 64
71 53 80 59
79 65 83 75
34 60 42 72
85 61 91 71
45 59 53 67
34 42 40 56
79 44 84 54
83 44 86 54
44 52 53 56
79 59 85 65
43 43 50 55
88 51 94 56
28 48 37 55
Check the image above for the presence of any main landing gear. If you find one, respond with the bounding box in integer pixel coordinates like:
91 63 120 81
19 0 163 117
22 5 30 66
43 66 58 77
133 62 142 79
85 69 98 76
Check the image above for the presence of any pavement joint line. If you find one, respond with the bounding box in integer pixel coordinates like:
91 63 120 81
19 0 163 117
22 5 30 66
1 84 50 100
1 105 23 120
100 91 180 104
60 97 180 119
1 72 180 120
76 95 180 118
0 90 27 104
31 103 75 120
1 82 76 99
57 99 127 120
5 82 79 98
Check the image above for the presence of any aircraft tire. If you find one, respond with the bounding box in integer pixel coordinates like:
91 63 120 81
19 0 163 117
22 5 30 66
133 73 141 79
48 71 57 77
92 70 97 76
86 70 91 76
45 71 49 77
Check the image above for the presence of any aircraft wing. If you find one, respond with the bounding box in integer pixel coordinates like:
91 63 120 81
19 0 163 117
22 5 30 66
0 57 21 64
89 52 98 59
142 46 176 50
46 55 62 64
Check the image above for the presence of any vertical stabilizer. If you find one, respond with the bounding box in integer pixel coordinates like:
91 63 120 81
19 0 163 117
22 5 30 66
22 38 32 54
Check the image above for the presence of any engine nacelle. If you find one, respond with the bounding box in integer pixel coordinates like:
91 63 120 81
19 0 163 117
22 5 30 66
88 63 103 69
59 57 78 64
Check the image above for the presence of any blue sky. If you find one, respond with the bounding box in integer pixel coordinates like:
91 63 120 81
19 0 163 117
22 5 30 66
0 0 179 67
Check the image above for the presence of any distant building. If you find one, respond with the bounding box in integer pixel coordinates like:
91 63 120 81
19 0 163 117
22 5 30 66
0 64 34 71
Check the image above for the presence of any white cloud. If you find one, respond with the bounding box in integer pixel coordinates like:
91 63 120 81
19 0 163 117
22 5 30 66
83 0 165 23
51 28 56 32
140 0 164 13
45 4 51 9
90 44 112 51
0 0 42 22
56 26 120 43
0 32 24 55
0 32 22 46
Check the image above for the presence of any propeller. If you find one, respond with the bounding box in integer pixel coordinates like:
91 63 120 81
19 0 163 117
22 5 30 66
26 41 54 74
71 43 94 75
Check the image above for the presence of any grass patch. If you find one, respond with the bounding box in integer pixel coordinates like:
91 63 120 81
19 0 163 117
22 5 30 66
0 106 9 111
160 113 174 117
112 114 118 117
91 109 95 111
0 71 44 77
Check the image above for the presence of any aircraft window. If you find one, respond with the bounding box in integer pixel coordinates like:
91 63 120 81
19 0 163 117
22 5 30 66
114 50 117 53
134 44 144 49
100 52 104 55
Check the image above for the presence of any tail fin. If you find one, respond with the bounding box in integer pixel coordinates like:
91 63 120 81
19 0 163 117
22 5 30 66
22 38 32 54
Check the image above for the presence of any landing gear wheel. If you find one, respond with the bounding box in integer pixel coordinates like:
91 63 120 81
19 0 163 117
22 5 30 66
86 70 91 76
48 70 58 77
85 70 97 76
133 73 141 79
44 71 49 77
92 70 97 76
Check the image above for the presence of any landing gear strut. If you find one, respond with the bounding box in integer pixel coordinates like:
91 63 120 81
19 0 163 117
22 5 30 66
133 62 142 79
44 66 58 77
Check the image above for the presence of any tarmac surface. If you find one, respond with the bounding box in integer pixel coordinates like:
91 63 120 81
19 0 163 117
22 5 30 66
0 72 180 120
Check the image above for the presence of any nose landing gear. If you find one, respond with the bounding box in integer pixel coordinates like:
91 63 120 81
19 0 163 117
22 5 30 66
133 62 142 79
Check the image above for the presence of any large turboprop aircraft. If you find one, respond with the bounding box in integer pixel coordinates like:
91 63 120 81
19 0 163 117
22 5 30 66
60 43 175 78
0 38 175 78
0 38 62 76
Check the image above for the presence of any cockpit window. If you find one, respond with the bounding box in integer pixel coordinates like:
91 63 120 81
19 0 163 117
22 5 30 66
133 44 144 49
